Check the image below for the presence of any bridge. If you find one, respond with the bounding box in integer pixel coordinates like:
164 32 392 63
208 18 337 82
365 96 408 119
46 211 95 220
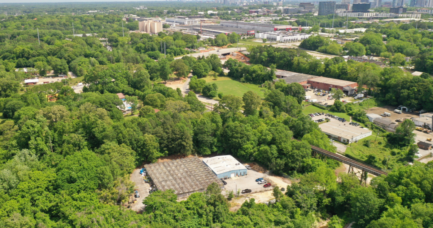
310 144 387 182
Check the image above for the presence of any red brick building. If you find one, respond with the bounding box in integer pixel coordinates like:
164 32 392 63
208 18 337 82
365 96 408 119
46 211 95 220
307 77 358 95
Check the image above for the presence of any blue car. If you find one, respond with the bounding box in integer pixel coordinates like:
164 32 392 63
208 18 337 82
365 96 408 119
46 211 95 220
255 178 264 182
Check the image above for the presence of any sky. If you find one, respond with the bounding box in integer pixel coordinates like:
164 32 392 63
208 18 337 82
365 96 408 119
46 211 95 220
1 0 154 3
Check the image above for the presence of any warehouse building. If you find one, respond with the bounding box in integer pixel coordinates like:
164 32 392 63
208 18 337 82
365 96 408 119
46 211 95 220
203 155 247 179
319 121 372 143
411 117 432 129
373 118 398 132
219 21 306 32
366 113 382 122
307 77 358 95
144 157 223 198
255 32 311 42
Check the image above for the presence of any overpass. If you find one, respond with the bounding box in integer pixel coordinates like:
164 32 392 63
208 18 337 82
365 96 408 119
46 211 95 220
310 144 387 180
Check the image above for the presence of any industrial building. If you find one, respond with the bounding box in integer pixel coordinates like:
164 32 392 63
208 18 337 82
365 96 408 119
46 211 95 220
144 157 223 198
275 70 317 85
319 1 336 16
319 121 372 143
373 118 398 132
337 12 421 19
219 21 301 32
138 20 163 34
299 3 315 12
366 114 382 122
307 77 358 95
390 7 407 14
352 3 371 12
255 32 311 42
203 155 247 179
411 117 432 129
166 17 200 25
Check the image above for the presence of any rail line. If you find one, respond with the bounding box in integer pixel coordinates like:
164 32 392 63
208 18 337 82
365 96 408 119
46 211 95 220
310 145 388 176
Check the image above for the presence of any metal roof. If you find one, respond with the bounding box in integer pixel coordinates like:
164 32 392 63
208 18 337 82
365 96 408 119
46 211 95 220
319 121 372 140
144 157 222 196
308 77 357 87
203 155 246 175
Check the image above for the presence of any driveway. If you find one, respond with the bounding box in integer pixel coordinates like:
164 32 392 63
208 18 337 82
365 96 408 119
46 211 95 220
130 168 150 212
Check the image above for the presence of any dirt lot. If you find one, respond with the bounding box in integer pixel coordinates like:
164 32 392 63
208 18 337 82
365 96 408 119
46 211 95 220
366 106 418 121
306 90 354 106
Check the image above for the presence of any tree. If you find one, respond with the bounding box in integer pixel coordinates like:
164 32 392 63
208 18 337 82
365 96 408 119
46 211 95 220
3 100 25 118
215 95 244 119
349 187 384 228
387 119 415 147
192 62 206 78
262 39 267 43
273 186 284 202
345 42 366 56
34 61 51 76
243 91 262 116
0 79 20 98
331 88 345 100
185 91 205 112
390 53 406 66
202 83 218 98
170 59 189 78
159 58 172 82
215 34 229 46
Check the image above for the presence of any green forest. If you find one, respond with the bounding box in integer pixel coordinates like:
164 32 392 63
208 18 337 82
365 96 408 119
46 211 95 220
1 2 433 228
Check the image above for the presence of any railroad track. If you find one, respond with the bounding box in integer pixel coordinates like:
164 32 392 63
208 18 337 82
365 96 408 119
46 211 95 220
310 145 388 176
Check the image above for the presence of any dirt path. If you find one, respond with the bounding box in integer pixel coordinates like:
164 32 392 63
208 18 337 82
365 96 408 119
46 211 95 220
130 168 150 212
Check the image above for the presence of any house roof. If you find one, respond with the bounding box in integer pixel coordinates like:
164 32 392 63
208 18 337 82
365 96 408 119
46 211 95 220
418 141 432 147
117 93 125 99
24 79 39 83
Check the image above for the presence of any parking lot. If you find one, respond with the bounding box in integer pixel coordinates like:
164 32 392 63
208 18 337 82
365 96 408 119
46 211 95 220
305 90 354 106
222 169 272 195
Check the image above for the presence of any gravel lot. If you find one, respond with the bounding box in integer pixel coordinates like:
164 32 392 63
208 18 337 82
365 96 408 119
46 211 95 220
222 170 269 195
130 168 150 212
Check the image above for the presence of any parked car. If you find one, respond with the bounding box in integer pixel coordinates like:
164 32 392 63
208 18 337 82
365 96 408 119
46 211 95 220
242 189 252 194
245 165 252 170
255 178 264 182
221 179 227 185
263 183 272 188
135 190 140 198
258 180 266 184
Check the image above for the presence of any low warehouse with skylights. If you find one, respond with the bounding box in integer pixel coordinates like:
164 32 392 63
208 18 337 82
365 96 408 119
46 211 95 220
203 155 247 179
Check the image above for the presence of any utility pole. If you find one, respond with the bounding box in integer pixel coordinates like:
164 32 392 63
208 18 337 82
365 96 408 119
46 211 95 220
122 20 125 37
164 42 166 57
37 28 40 45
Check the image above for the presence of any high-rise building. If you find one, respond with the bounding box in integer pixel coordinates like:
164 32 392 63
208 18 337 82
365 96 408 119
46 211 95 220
341 0 350 4
373 0 382 8
410 0 426 6
352 3 371 12
390 6 407 13
139 20 163 34
299 3 315 12
392 0 404 7
318 1 336 15
336 3 350 10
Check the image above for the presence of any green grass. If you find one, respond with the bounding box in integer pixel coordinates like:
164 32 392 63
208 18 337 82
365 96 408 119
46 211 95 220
345 135 408 171
303 105 351 121
68 76 84 86
203 76 267 98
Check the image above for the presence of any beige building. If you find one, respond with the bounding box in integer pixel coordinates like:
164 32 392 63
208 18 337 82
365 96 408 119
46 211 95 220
139 20 163 34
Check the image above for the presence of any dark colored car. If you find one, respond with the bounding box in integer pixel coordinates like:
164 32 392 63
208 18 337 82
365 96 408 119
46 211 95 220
242 189 252 194
221 179 227 185
135 190 140 198
264 183 272 188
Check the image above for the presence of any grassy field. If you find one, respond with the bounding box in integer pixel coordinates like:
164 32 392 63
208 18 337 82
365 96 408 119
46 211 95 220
345 135 408 170
203 76 266 98
68 76 84 86
303 105 351 121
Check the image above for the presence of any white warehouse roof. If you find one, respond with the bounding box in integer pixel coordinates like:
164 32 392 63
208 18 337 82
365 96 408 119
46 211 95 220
203 155 246 175
24 79 39 83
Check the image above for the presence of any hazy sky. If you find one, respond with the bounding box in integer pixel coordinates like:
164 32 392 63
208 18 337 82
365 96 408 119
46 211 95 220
1 0 152 3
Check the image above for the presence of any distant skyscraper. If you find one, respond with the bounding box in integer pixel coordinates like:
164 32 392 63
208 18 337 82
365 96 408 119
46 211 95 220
341 0 350 3
318 1 336 15
353 0 362 4
374 0 382 7
392 0 404 7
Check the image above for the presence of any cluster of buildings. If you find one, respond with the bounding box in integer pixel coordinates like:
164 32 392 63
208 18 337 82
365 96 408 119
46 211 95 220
255 31 311 42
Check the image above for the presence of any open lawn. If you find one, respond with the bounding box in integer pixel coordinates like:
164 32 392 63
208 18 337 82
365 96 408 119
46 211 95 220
68 76 84 86
345 135 409 171
203 76 266 98
303 105 351 121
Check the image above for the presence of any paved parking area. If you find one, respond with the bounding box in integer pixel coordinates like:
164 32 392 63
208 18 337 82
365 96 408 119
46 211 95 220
222 170 270 195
